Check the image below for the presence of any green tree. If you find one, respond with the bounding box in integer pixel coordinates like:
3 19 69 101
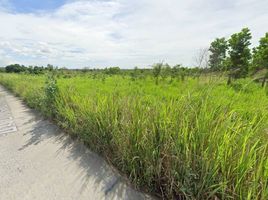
171 65 189 82
228 28 252 83
104 67 121 75
177 67 188 82
208 37 228 71
46 64 54 71
130 66 139 81
152 63 163 85
252 33 268 71
5 64 27 73
161 63 171 81
170 64 181 82
252 33 268 86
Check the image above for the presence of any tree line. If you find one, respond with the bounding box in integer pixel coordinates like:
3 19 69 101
1 27 267 86
2 64 55 74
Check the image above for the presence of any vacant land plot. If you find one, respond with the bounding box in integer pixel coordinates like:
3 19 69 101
0 73 267 199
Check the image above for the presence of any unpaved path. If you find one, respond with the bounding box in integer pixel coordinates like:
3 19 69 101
0 85 152 200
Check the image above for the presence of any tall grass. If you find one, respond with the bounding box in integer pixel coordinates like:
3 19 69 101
0 73 267 199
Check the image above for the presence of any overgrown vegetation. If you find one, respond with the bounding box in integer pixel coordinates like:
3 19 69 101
0 28 267 199
0 72 267 200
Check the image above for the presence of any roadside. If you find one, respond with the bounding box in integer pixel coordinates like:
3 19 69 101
0 85 153 200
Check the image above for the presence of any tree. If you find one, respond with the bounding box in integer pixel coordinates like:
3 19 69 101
5 64 27 73
161 63 171 81
130 66 139 81
152 63 163 85
252 32 268 86
178 67 187 81
170 64 181 82
82 67 90 73
208 37 228 71
104 67 121 75
33 66 44 74
46 64 54 71
252 33 268 71
228 28 252 82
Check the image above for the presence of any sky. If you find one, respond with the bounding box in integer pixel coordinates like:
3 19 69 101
0 0 267 69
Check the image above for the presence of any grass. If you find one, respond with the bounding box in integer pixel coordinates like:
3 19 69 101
0 72 267 199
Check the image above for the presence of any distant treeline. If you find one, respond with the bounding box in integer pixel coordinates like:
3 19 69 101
0 63 205 76
1 64 55 74
1 28 267 84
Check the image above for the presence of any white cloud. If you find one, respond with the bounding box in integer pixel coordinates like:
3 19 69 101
0 0 267 68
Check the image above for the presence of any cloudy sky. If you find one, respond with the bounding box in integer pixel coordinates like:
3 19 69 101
0 0 267 68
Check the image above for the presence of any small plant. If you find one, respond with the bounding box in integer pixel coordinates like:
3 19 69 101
44 73 59 117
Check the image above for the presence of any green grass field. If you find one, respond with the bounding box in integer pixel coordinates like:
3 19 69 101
0 73 267 199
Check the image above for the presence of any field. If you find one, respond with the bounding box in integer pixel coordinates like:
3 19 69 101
0 72 268 199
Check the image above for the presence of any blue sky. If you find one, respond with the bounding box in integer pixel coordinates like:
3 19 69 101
0 0 267 68
9 0 66 13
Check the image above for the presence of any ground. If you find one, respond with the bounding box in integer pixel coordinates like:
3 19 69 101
0 85 152 200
